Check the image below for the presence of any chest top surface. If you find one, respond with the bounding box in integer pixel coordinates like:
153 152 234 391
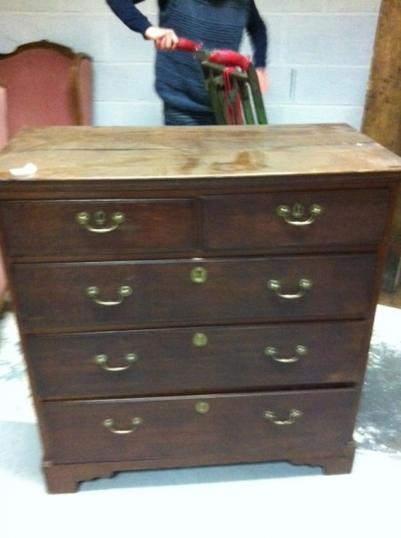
0 124 401 186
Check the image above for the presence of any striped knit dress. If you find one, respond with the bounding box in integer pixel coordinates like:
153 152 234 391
156 0 251 125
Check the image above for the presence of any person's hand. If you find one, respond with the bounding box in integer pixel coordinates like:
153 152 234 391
256 67 269 94
144 26 179 50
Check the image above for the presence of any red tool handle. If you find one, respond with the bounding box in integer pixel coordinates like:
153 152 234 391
173 38 251 73
207 50 251 71
176 37 203 52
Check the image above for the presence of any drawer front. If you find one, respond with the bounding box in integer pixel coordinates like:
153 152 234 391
27 321 368 399
14 254 377 331
0 199 194 257
42 388 358 464
203 189 390 251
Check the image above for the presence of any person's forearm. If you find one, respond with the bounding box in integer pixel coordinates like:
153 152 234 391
107 0 179 50
247 1 268 68
106 0 151 35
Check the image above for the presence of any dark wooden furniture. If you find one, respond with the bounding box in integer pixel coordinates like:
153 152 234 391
0 124 400 493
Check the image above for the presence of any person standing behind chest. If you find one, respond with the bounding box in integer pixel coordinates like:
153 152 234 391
106 0 269 125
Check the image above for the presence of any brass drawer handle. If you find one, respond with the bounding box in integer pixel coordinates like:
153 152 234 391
265 345 308 364
86 285 133 306
191 266 208 284
276 203 323 226
263 409 303 426
103 417 143 435
94 353 138 372
192 333 208 347
76 210 125 233
267 278 313 299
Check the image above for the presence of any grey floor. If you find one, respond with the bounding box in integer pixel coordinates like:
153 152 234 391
1 306 400 538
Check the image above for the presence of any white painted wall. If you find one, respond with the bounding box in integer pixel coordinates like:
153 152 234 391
0 0 381 127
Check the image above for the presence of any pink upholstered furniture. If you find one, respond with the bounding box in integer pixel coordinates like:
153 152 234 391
0 40 92 142
0 41 92 310
0 85 7 149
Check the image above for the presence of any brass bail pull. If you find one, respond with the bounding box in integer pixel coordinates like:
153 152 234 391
86 285 133 306
76 210 125 233
94 353 138 372
265 345 308 364
103 417 143 435
276 203 323 226
267 278 313 300
263 409 303 426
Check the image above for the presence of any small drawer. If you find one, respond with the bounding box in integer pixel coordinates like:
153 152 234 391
0 199 194 258
42 388 358 464
27 321 368 400
203 188 390 251
14 253 376 332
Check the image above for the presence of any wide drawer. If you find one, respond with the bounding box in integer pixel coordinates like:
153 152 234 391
0 199 194 258
14 254 377 331
27 321 368 400
42 388 358 464
203 189 390 251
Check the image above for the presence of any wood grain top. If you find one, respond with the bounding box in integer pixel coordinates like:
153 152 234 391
1 124 401 182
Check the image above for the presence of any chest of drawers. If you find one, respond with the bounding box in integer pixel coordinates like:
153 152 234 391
0 124 400 493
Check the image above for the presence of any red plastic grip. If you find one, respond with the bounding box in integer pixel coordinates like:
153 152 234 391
176 38 203 52
207 50 251 71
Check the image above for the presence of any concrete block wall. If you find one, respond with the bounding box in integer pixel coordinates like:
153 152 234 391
0 0 381 128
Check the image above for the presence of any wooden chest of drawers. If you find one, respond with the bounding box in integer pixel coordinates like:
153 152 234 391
0 124 400 493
